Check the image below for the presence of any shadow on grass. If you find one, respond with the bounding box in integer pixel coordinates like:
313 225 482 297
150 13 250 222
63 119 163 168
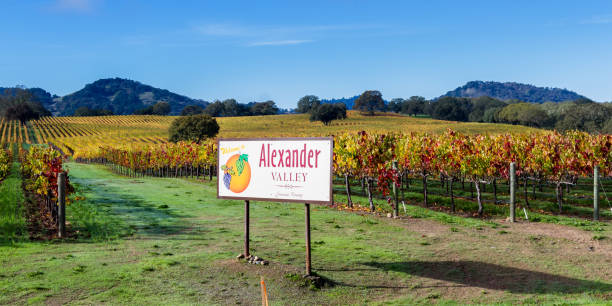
67 179 198 241
360 261 612 294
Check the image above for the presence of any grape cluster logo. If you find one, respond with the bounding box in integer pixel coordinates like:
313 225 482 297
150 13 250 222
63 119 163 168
221 153 251 193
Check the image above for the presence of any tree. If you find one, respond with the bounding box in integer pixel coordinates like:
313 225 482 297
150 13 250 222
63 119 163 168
74 106 113 116
353 90 385 115
468 96 507 122
169 114 220 143
152 102 171 115
135 101 171 115
221 99 239 116
603 118 612 134
387 98 404 113
181 105 204 116
482 106 503 123
249 101 279 115
497 103 552 128
431 97 472 121
555 102 612 133
1 90 50 122
540 101 576 121
203 101 224 117
297 95 321 113
310 103 347 125
401 96 427 116
5 103 37 123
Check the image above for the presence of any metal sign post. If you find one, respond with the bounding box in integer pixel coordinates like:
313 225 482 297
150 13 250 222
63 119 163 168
305 203 311 276
244 200 250 257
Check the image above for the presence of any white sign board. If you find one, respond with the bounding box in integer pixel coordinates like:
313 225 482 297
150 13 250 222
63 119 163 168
217 138 333 204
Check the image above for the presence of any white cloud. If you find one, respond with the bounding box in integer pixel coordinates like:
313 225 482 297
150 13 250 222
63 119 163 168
52 0 96 13
581 14 612 24
248 39 313 46
194 23 383 38
195 24 252 36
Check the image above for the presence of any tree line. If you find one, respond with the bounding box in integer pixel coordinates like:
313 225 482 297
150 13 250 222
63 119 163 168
71 99 283 118
181 99 280 117
297 90 612 133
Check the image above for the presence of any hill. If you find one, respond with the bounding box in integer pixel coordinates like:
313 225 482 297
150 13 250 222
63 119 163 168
50 78 209 116
441 81 588 103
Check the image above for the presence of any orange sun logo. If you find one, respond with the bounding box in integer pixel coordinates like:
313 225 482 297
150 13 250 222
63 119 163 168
221 154 251 193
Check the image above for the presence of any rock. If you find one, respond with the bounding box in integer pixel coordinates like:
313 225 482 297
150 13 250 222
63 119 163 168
387 213 392 218
236 254 245 259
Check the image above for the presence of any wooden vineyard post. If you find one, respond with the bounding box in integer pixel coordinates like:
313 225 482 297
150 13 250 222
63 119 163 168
305 203 311 276
594 165 599 221
509 162 516 222
58 172 66 238
244 200 250 257
392 161 399 218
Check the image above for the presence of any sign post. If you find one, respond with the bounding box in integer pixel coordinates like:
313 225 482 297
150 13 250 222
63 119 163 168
217 138 333 276
244 200 250 257
305 203 311 276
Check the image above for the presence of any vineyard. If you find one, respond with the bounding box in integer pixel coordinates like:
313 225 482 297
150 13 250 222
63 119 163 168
1 113 611 304
0 119 34 144
29 115 172 156
24 112 541 156
334 130 611 216
61 126 612 223
0 147 10 180
1 113 609 225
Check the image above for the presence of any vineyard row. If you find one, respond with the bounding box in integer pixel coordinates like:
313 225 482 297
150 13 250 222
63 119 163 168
67 130 610 217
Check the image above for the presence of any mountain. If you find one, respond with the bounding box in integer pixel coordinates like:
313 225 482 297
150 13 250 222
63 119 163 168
50 78 209 116
441 81 588 103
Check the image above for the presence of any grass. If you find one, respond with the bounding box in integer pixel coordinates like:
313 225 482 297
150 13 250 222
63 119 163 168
213 111 543 137
0 162 610 304
0 162 26 244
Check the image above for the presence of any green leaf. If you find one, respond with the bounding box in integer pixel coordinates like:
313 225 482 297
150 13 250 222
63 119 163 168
239 154 249 162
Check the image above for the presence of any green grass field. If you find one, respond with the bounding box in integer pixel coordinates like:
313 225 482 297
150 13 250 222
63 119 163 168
0 163 25 243
1 162 611 305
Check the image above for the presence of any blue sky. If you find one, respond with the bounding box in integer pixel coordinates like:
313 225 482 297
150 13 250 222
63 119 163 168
1 0 612 108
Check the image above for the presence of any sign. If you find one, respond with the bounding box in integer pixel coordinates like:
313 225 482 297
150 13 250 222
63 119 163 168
217 138 333 204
